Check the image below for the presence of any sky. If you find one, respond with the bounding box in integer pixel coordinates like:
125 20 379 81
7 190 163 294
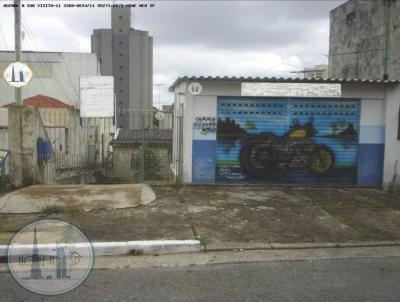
0 0 346 106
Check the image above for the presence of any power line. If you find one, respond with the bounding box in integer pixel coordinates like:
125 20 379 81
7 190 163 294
21 19 71 102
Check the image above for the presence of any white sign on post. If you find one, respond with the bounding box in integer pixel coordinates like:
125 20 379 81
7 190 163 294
80 76 114 117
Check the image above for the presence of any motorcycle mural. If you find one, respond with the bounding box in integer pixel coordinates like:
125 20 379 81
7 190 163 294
216 98 360 184
239 118 335 178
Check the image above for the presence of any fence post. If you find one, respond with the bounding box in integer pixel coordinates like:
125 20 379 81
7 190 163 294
139 110 145 183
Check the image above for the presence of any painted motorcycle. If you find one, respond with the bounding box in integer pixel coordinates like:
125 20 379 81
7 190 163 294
239 119 334 178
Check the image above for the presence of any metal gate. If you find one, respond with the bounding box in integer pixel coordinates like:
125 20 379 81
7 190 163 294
216 97 360 185
40 108 176 185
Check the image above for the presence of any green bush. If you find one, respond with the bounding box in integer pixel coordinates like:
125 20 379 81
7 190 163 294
130 147 165 181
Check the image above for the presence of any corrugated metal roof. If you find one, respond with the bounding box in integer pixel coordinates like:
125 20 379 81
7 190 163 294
169 76 400 91
2 95 74 109
111 129 173 145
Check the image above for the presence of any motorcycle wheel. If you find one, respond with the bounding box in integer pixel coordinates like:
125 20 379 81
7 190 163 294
240 142 277 178
308 145 334 174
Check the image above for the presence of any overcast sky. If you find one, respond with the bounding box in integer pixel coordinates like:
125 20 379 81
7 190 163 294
0 0 346 105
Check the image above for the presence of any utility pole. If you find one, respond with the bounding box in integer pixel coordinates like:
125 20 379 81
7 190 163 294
14 0 22 105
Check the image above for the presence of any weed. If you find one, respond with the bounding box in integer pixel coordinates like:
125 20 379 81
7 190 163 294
179 194 188 204
40 204 62 215
195 235 208 250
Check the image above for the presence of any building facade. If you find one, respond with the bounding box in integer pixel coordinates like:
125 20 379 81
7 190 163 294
329 0 400 80
0 51 100 109
170 77 400 191
91 8 153 129
304 65 329 79
111 129 173 182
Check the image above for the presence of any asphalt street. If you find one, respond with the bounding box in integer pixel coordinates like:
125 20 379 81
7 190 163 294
1 256 400 302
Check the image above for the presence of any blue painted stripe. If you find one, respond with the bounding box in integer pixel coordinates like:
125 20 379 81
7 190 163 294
357 144 384 186
359 125 385 144
192 140 216 184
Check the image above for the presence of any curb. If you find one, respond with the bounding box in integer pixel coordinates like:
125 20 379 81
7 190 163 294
0 240 202 259
1 240 398 260
206 241 400 252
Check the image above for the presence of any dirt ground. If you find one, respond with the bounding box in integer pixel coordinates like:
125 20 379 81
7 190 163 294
1 185 400 249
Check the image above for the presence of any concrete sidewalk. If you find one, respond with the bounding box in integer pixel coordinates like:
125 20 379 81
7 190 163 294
0 184 156 213
1 185 400 249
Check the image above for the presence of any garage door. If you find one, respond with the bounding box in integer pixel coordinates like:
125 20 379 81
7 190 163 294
216 97 360 185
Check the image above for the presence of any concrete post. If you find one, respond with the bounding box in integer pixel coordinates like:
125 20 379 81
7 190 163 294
8 106 39 187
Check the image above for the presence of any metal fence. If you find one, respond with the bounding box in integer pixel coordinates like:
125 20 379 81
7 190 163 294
39 108 176 185
0 152 10 192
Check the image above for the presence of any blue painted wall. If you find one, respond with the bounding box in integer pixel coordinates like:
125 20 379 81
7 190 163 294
357 144 384 186
192 140 216 183
357 125 385 186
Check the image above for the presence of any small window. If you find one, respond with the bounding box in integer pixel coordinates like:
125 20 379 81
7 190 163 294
119 16 123 20
346 12 355 26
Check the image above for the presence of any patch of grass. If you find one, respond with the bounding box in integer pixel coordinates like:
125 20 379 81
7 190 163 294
40 204 62 216
195 235 208 250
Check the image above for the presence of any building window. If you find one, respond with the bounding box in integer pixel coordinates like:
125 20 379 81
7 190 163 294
346 12 355 26
119 41 123 45
119 77 123 81
119 29 123 33
119 89 123 93
119 16 123 20
119 65 123 69
119 53 123 57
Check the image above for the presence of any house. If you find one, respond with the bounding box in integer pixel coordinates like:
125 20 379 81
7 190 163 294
110 129 173 182
169 76 400 190
3 95 81 157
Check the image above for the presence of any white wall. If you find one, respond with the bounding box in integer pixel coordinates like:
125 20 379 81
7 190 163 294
384 84 400 189
173 80 241 183
172 82 186 181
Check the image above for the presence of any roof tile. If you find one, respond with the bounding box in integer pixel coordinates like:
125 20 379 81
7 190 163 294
2 95 74 109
